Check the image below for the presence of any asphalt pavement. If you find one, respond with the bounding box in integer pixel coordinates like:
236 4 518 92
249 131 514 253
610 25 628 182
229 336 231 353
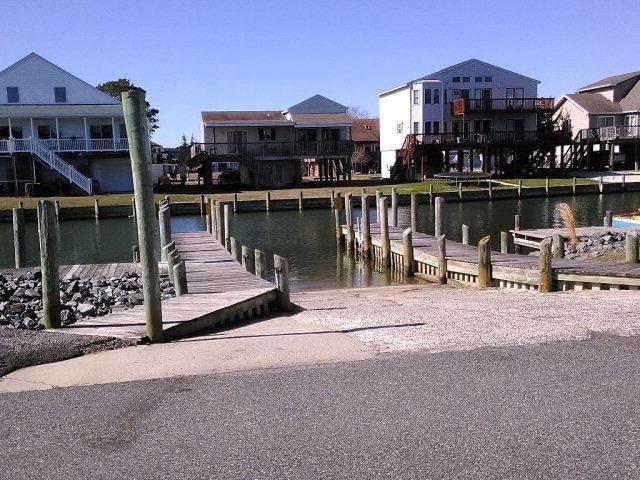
1 333 639 479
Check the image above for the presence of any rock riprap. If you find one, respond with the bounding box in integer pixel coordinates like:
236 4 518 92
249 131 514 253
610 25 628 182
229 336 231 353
565 230 639 259
0 271 174 330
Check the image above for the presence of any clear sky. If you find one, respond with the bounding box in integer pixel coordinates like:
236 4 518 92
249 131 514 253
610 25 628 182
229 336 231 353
3 0 639 146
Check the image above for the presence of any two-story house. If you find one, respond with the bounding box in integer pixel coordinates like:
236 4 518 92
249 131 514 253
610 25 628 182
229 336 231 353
553 71 640 170
379 59 553 178
0 53 132 195
192 95 353 188
350 118 380 174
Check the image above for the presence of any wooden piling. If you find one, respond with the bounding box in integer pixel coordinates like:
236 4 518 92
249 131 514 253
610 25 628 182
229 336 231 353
500 231 508 254
488 180 493 199
199 194 206 215
604 210 613 227
362 194 371 259
330 189 335 208
122 89 162 342
437 234 447 285
391 188 398 227
434 197 444 238
224 203 232 250
428 184 433 204
514 214 521 254
173 260 188 296
94 198 100 219
379 197 391 268
255 249 267 279
345 193 354 251
12 207 25 268
265 191 271 211
334 193 344 243
375 190 382 223
572 177 577 194
205 213 212 234
402 228 414 276
599 176 604 193
462 224 469 245
298 190 303 211
458 183 462 200
131 196 136 219
132 245 140 263
54 200 60 220
626 232 639 264
552 234 565 258
622 174 626 190
37 200 60 329
233 193 238 213
230 236 240 261
410 193 417 232
477 236 491 288
517 180 522 197
538 238 553 293
545 178 550 196
158 201 171 261
274 254 291 311
241 246 255 273
216 201 224 245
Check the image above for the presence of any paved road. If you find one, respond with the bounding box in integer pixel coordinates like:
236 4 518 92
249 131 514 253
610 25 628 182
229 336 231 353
2 334 639 479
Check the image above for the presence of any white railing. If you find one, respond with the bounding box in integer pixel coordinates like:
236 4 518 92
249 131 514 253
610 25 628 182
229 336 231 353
0 137 129 153
31 140 93 194
599 126 618 141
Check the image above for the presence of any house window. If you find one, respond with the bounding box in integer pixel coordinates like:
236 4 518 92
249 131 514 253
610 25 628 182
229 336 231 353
485 76 492 82
453 77 460 83
54 87 67 103
0 126 23 139
90 124 114 139
424 89 432 104
259 128 276 141
413 121 419 133
6 87 19 103
37 125 55 139
433 121 440 134
364 124 371 130
462 76 470 83
452 89 470 100
433 89 440 104
596 116 615 128
413 89 420 105
424 122 432 135
475 76 483 82
397 123 403 134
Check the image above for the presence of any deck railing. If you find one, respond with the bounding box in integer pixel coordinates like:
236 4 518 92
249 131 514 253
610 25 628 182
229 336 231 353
0 137 129 153
413 130 551 145
451 97 555 115
190 140 353 159
573 126 640 143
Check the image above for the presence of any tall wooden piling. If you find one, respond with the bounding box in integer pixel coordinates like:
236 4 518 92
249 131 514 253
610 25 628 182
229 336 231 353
173 261 188 296
122 90 162 342
434 197 444 238
158 200 171 262
625 232 639 264
362 194 371 259
224 203 232 250
488 180 493 199
402 228 414 276
437 234 447 285
233 193 238 213
538 238 553 293
199 194 206 215
500 231 508 254
599 176 604 193
330 189 335 208
242 246 255 273
265 191 271 212
375 190 382 223
255 249 267 279
230 236 240 261
345 193 354 251
458 183 463 200
477 236 491 288
391 188 398 227
54 200 60 220
206 213 212 234
552 234 565 258
94 198 100 219
37 200 60 329
572 176 577 194
298 190 303 211
514 214 521 254
462 224 469 245
274 254 291 311
410 193 417 232
428 184 433 204
517 180 522 197
215 201 224 245
379 197 391 268
334 193 344 243
12 207 25 268
545 178 550 196
604 210 613 227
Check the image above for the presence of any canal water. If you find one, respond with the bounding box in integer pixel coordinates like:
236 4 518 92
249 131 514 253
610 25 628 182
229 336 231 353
1 192 639 292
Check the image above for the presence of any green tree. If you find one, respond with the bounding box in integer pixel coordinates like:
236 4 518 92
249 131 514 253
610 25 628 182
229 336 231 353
97 78 159 134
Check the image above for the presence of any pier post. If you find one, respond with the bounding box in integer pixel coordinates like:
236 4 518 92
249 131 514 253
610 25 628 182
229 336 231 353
375 190 382 223
199 194 206 215
242 246 255 273
434 197 444 238
224 203 232 250
625 232 639 264
255 249 267 279
428 184 433 204
538 238 553 293
230 236 240 261
458 183 462 200
514 214 521 254
209 198 216 238
345 193 354 251
206 214 212 234
500 231 508 254
517 180 522 197
391 188 398 227
402 228 414 276
545 178 549 196
604 210 613 227
298 191 303 211
437 234 447 285
410 193 417 232
274 254 291 311
54 200 60 220
131 196 136 219
488 180 493 199
233 193 238 213
362 194 372 259
477 236 491 288
94 198 100 219
599 176 604 193
572 177 577 194
37 200 60 329
330 189 335 208
265 191 271 212
122 90 163 342
173 261 188 296
622 174 626 190
12 207 25 268
132 245 140 263
158 200 171 261
216 201 224 245
552 234 565 258
462 224 469 245
334 193 344 243
162 242 175 281
379 197 391 268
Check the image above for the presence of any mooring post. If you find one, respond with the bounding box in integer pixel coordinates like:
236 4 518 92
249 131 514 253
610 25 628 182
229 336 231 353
428 183 433 204
517 180 522 197
37 200 61 329
538 238 553 293
162 242 175 281
434 196 444 238
402 228 414 276
255 249 267 279
626 232 639 264
488 180 493 199
122 90 163 342
334 193 344 243
210 198 217 238
599 176 604 193
205 213 212 234
54 200 60 220
514 214 521 254
391 188 398 228
500 231 508 254
224 203 232 250
298 190 303 211
437 234 447 284
173 261 188 296
230 236 240 261
362 194 371 259
545 178 550 196
12 207 25 268
199 194 206 215
274 254 291 311
458 183 463 200
330 189 335 208
158 200 171 261
94 198 100 219
375 190 382 224
604 210 613 227
462 224 469 245
572 176 577 194
345 193 354 251
621 174 626 190
216 201 224 245
379 197 391 268
265 191 271 212
132 245 140 263
410 193 417 232
552 234 565 259
477 236 491 288
241 246 255 273
131 196 136 219
233 193 238 213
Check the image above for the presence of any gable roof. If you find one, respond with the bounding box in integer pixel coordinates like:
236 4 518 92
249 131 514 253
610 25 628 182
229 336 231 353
351 118 379 142
201 110 289 126
284 94 348 114
0 52 120 105
620 79 640 111
577 71 640 92
562 93 622 114
416 58 540 84
287 113 351 127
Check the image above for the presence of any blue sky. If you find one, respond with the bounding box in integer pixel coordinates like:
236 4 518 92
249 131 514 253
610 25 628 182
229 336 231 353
3 0 639 146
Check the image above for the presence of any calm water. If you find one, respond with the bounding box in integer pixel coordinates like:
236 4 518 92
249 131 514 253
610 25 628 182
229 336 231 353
2 192 639 292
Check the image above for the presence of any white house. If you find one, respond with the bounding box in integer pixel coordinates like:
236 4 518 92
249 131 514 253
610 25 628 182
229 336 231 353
379 59 553 178
0 53 133 194
193 94 353 188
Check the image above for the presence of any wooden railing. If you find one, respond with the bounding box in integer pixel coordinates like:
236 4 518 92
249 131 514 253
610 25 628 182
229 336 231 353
190 140 353 159
0 137 129 153
412 131 553 145
572 126 640 143
451 97 554 115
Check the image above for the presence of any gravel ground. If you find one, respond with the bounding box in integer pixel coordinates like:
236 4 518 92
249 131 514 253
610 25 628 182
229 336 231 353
292 284 640 354
0 327 132 376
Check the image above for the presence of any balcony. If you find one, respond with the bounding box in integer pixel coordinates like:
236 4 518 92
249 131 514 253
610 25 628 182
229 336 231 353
451 97 554 115
412 130 558 146
190 140 353 159
0 137 129 153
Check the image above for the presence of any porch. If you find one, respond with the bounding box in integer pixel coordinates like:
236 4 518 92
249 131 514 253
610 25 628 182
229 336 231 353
451 98 554 115
190 140 353 159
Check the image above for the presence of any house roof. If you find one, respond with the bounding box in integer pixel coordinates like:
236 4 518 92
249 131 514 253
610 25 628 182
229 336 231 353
0 103 125 117
201 111 290 126
620 79 640 111
284 94 348 114
416 58 541 84
351 119 379 142
563 93 622 114
288 112 351 127
577 71 640 92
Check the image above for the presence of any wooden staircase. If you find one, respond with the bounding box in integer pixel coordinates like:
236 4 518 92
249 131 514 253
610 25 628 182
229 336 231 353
390 134 416 181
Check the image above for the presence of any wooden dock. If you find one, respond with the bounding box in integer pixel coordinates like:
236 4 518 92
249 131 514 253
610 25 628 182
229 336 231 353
3 262 142 280
347 224 640 291
511 226 635 249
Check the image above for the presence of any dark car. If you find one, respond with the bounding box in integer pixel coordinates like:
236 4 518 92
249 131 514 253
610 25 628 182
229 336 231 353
218 169 241 185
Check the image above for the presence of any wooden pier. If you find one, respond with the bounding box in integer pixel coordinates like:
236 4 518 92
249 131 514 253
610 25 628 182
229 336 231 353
3 262 142 280
511 226 635 249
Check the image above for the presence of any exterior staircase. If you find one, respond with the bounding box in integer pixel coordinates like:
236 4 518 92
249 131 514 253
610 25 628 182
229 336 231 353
30 139 94 194
390 134 416 181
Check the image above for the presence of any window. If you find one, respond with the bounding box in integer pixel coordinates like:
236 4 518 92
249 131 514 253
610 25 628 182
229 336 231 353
506 87 525 99
364 124 372 131
413 121 419 133
6 87 19 103
424 89 432 104
90 124 113 139
433 121 440 134
462 76 470 83
433 89 440 104
596 116 615 128
54 87 67 103
37 125 54 139
485 76 492 82
397 123 403 134
424 122 432 135
413 89 420 105
452 77 460 83
452 89 470 100
0 126 22 139
259 128 276 141
475 76 483 82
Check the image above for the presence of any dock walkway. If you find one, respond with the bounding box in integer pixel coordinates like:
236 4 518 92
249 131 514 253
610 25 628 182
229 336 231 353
511 226 636 249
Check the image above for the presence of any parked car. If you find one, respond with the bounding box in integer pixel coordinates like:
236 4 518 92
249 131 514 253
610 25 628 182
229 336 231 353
218 169 241 185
